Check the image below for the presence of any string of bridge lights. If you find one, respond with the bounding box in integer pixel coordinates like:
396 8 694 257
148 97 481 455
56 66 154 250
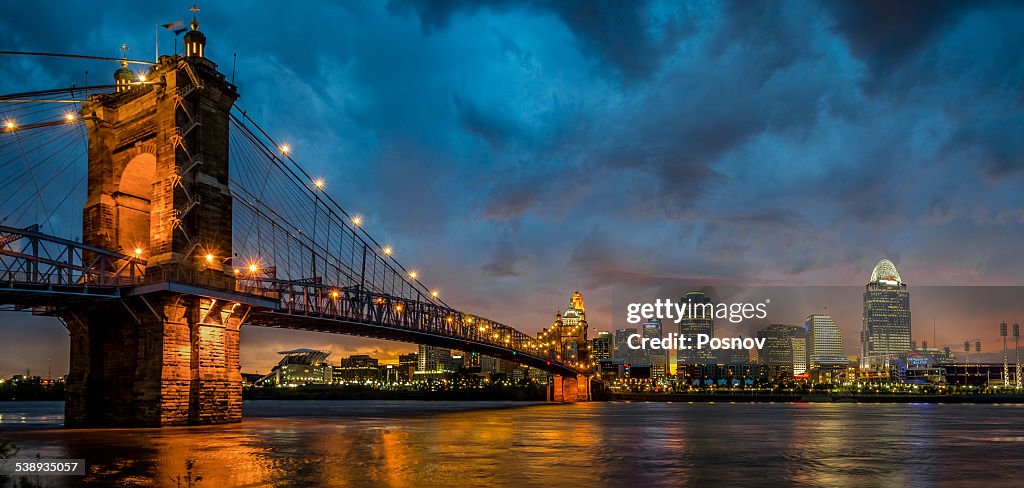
3 109 448 306
227 106 459 310
2 86 588 368
3 83 451 307
4 106 445 296
270 142 443 301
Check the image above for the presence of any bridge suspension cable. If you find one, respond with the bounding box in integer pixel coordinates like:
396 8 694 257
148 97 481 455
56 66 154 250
0 88 88 236
0 78 584 375
0 51 157 66
0 85 121 102
228 109 448 306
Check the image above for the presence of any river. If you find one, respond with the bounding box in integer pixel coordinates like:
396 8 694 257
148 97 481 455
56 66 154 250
1 400 1023 486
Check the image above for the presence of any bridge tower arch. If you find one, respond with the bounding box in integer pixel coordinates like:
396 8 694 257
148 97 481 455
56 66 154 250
114 149 156 255
64 13 248 427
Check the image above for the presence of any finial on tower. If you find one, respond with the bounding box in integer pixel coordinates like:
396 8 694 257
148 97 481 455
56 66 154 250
114 44 134 92
189 3 200 31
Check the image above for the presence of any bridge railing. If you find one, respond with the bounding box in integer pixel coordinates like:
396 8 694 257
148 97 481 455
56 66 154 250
0 225 145 289
0 225 584 372
235 276 562 364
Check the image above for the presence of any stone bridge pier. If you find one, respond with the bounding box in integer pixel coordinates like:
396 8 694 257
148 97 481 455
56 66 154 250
547 374 592 402
65 19 245 427
64 296 248 426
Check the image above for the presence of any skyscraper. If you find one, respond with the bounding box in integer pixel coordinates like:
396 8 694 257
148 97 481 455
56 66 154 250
677 291 716 366
538 291 590 364
560 291 589 363
641 319 662 363
613 327 641 365
642 319 667 380
806 315 846 368
591 331 612 361
861 259 912 369
791 334 808 375
417 345 452 372
756 324 808 375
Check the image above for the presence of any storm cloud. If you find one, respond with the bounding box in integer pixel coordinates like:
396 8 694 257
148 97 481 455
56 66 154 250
1 1 1023 374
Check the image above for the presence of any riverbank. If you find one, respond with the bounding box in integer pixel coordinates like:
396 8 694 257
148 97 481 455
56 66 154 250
613 392 1024 403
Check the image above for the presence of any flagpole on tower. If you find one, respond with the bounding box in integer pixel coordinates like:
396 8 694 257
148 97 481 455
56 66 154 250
155 24 159 62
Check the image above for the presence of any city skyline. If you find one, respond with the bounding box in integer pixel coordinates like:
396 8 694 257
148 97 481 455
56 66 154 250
3 259 1023 376
3 1 1024 376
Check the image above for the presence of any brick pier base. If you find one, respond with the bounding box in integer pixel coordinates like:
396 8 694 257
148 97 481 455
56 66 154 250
63 296 243 427
547 374 591 402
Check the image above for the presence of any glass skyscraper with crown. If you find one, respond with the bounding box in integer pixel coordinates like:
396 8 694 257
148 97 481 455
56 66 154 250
861 259 912 369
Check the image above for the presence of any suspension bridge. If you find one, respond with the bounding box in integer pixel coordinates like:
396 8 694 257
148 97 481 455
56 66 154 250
0 15 590 426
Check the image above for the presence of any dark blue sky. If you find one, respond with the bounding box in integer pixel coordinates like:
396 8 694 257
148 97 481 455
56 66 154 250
1 1 1023 374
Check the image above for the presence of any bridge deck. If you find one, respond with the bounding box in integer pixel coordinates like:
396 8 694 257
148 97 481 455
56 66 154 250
0 223 583 375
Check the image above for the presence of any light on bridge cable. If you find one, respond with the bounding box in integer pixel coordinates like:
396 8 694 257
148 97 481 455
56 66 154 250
4 120 14 131
382 246 393 256
133 247 143 258
351 215 362 227
279 143 291 154
65 113 77 123
313 178 325 190
431 290 439 298
408 271 418 280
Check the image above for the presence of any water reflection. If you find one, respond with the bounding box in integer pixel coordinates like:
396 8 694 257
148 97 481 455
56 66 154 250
2 401 1023 486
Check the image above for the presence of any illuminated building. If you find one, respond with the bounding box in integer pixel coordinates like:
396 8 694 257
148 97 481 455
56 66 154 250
677 363 762 387
527 366 549 383
642 319 667 381
591 331 612 361
598 360 620 382
562 291 591 362
613 327 641 365
480 355 500 373
718 341 751 365
333 354 381 382
449 350 480 369
537 291 590 364
942 363 1019 386
756 324 808 376
861 259 912 369
461 350 481 368
417 345 452 373
893 350 956 383
258 349 333 386
389 353 418 382
399 352 418 368
677 291 716 366
805 315 845 368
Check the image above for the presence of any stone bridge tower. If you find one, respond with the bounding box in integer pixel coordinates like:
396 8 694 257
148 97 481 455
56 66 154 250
65 14 250 426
